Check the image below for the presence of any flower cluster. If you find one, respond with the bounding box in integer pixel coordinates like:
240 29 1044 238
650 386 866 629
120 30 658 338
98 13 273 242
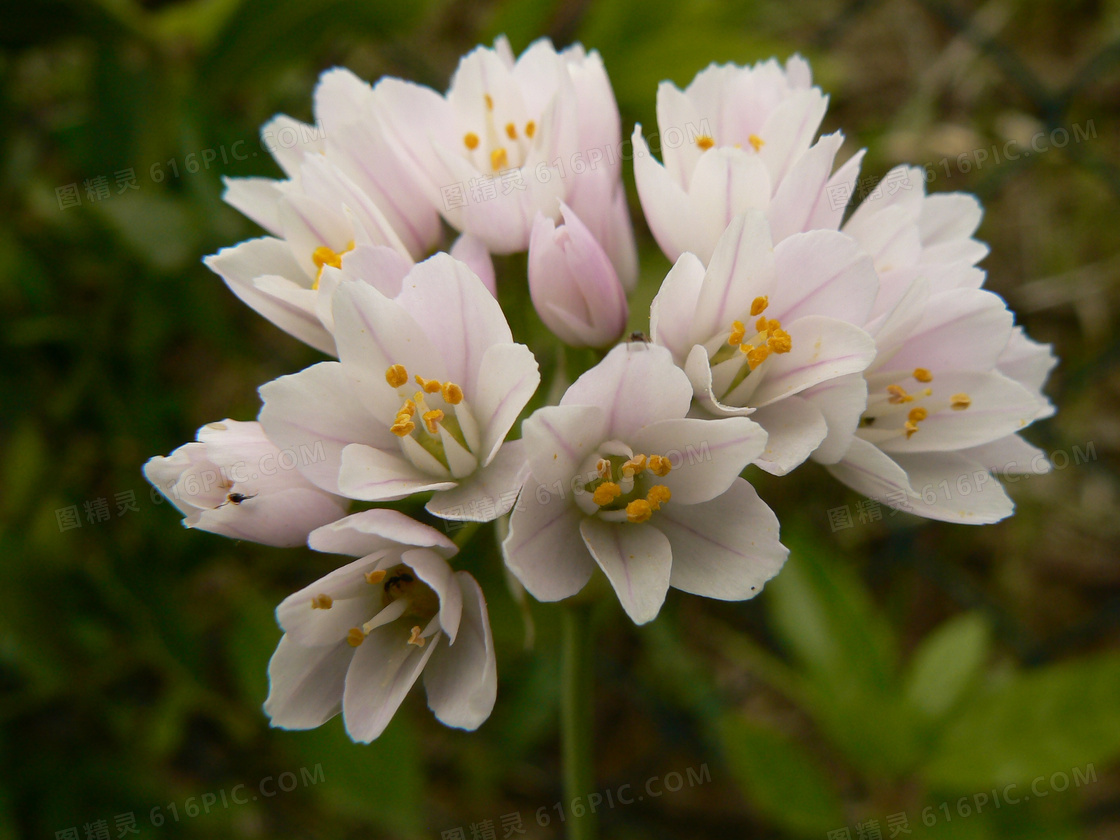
145 40 1055 741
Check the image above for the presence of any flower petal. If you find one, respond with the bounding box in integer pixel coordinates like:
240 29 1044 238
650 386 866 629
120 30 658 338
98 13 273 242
342 623 439 743
748 396 828 475
522 405 608 491
426 439 531 521
650 251 706 364
264 636 351 729
579 518 672 625
629 416 767 504
309 508 456 557
502 477 596 602
423 572 497 731
473 343 542 465
893 452 1013 524
658 478 787 600
826 437 916 503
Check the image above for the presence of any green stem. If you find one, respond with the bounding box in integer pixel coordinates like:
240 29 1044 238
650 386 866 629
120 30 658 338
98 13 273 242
561 605 597 840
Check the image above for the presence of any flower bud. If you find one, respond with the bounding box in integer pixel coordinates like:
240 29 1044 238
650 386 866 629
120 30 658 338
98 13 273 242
528 203 628 348
143 420 348 547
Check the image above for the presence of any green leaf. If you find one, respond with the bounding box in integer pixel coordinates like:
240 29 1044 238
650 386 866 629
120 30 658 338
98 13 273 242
925 650 1120 790
904 611 992 721
717 713 845 837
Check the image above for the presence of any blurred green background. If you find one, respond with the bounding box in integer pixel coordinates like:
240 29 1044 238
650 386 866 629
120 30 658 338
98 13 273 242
3 0 1120 837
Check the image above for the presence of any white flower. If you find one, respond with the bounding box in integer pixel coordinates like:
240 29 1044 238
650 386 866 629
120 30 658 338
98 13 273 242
632 55 861 263
528 203 628 348
503 343 787 625
373 37 628 254
143 419 348 547
265 510 496 742
825 280 1052 523
650 212 879 474
258 253 539 521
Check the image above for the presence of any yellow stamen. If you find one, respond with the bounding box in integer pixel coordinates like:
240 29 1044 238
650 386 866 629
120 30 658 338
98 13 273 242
347 627 365 647
750 296 769 316
415 375 442 394
913 367 933 383
950 393 972 410
595 458 612 480
887 385 913 404
626 499 653 523
647 485 671 511
397 399 416 418
407 625 426 647
505 122 517 139
365 569 387 585
648 455 672 477
491 147 508 171
310 594 333 610
423 409 444 434
386 364 409 388
908 407 929 423
525 120 536 138
696 135 715 150
748 134 764 152
463 132 480 150
728 321 746 346
767 329 792 354
390 419 416 437
484 94 494 111
746 345 771 370
442 382 464 405
621 454 647 478
312 245 345 272
592 482 622 507
904 420 920 439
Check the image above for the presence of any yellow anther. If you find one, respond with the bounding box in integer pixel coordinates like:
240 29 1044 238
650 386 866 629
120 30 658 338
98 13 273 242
423 409 445 434
767 329 792 354
748 134 765 152
596 459 613 480
386 364 409 388
739 342 755 355
746 345 772 370
407 625 426 647
397 399 416 418
484 94 494 110
626 499 653 523
490 147 508 171
310 593 333 610
904 420 920 439
347 627 365 647
648 455 672 477
750 296 769 316
525 120 536 138
647 485 671 511
365 569 387 585
415 375 442 394
950 393 972 410
696 135 715 150
621 454 648 478
312 245 344 271
765 318 782 332
887 385 913 404
908 407 929 423
755 315 769 333
728 320 746 346
505 122 517 139
592 482 622 507
463 132 480 150
390 419 416 438
442 382 464 405
913 367 933 383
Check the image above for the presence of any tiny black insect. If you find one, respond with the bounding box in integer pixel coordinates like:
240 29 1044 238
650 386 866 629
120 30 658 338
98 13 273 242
628 330 650 343
384 572 414 593
217 492 257 508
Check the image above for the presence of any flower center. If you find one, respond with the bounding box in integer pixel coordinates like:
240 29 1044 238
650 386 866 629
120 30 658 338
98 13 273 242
858 367 972 441
385 364 478 477
342 564 441 650
584 452 673 524
705 296 793 404
695 133 764 152
311 241 354 289
461 93 538 172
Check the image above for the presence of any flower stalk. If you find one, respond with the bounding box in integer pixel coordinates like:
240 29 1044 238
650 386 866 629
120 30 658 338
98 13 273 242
561 604 597 840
